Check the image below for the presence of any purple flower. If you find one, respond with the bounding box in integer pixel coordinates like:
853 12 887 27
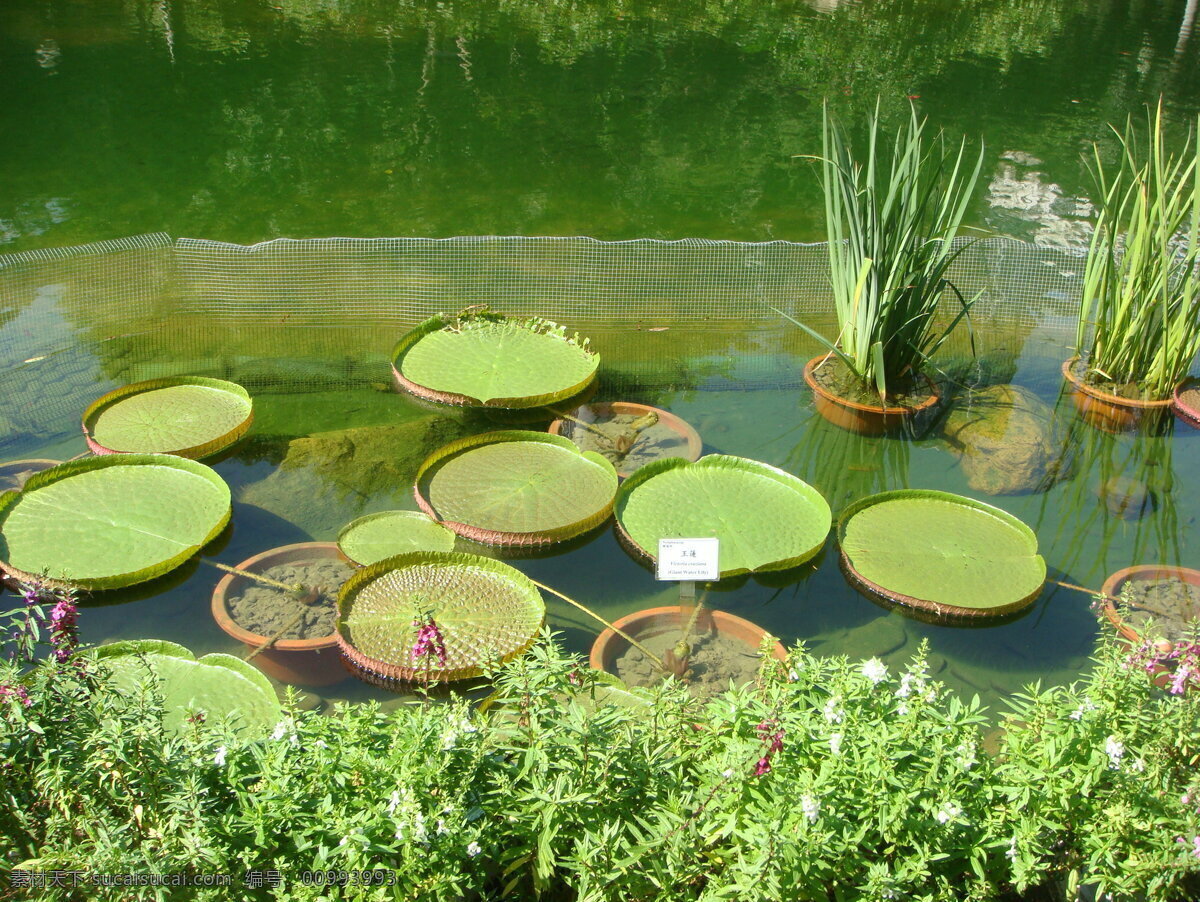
753 756 772 776
411 615 447 667
0 683 32 707
48 596 79 662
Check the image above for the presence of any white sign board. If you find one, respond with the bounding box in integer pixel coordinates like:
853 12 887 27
656 538 720 581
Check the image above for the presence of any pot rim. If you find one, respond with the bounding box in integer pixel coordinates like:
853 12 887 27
547 401 703 476
1061 357 1176 411
804 354 939 416
211 541 345 651
1174 377 1200 427
1099 564 1200 646
589 605 788 672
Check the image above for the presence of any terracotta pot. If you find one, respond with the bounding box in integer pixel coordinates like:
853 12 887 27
211 542 351 688
804 356 939 436
1174 378 1200 430
1062 357 1174 433
547 402 703 478
1100 565 1200 693
589 606 787 675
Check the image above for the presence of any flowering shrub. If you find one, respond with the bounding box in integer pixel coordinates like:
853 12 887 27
0 593 1198 901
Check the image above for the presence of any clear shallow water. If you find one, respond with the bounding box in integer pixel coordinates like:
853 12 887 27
5 331 1198 710
2 0 1200 707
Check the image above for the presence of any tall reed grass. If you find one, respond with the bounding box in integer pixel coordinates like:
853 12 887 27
1077 102 1200 400
779 102 983 402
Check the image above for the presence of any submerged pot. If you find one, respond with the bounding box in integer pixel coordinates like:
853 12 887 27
804 356 939 436
211 542 350 688
1100 565 1200 650
1062 357 1175 433
1174 378 1200 430
0 459 62 493
547 402 703 478
589 606 787 676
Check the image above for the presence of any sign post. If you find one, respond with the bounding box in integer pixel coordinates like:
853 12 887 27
656 537 719 604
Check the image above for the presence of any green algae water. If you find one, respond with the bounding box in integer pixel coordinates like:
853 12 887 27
2 0 1200 708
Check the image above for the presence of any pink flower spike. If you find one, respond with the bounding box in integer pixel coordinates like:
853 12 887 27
1193 836 1200 860
753 757 772 776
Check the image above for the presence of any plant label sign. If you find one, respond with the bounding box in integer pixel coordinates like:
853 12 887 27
656 538 719 581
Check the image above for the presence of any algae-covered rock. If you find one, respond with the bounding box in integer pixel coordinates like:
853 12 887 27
240 415 470 536
941 385 1072 495
1095 475 1156 520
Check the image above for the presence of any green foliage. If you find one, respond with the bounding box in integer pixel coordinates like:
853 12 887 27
2 605 1199 901
1077 102 1200 399
781 102 983 402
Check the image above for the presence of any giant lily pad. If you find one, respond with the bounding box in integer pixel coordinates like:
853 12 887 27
94 640 281 736
337 510 456 565
838 489 1046 621
614 455 832 578
392 312 599 408
0 455 232 590
83 376 254 458
416 431 618 546
337 551 545 683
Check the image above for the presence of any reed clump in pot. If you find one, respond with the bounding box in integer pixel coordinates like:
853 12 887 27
777 101 983 415
1074 102 1200 405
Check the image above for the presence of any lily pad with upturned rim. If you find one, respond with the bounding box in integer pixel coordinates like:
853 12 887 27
337 550 545 684
392 313 599 408
83 376 254 459
0 455 232 590
614 455 833 578
337 510 457 566
415 431 618 546
838 489 1046 621
93 641 281 736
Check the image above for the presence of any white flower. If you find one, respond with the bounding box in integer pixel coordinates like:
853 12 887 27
955 741 977 771
722 768 734 778
829 733 843 756
1006 836 1018 861
213 745 227 766
466 841 482 857
897 703 909 716
861 658 888 685
388 790 402 815
395 825 406 841
800 794 820 823
1069 697 1097 721
823 697 844 724
458 716 477 734
270 719 298 745
1105 735 1125 769
314 739 328 749
270 721 288 741
339 836 350 847
1129 758 1146 774
412 812 427 842
437 818 450 836
787 668 800 682
935 801 961 825
442 730 458 751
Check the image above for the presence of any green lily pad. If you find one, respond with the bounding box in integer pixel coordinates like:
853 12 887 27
337 510 456 566
337 551 545 683
416 431 618 546
83 377 254 458
97 644 281 736
0 455 232 590
393 312 598 408
615 455 832 578
838 489 1046 620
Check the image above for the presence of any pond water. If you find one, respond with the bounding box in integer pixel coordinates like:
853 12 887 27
2 0 1200 708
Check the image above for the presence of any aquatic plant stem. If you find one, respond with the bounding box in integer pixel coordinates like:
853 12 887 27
244 587 325 663
1049 578 1174 619
525 577 669 673
204 559 307 595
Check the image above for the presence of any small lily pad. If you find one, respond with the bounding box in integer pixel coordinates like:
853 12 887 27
614 455 832 578
337 510 456 565
838 489 1046 621
416 431 618 546
393 312 599 408
83 376 253 459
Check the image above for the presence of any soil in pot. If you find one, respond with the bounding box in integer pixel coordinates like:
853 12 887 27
563 412 691 470
614 629 764 698
1118 577 1200 645
227 559 353 640
809 356 934 408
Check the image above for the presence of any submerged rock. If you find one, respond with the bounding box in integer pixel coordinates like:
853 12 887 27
941 384 1072 495
1095 476 1156 520
240 415 470 536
